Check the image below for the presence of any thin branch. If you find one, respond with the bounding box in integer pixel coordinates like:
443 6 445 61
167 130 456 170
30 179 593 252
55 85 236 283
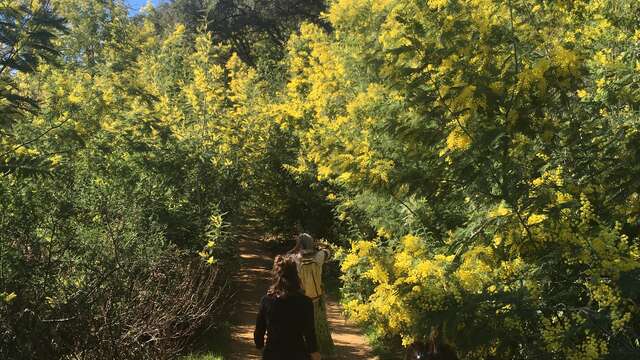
389 191 420 219
0 115 72 159
40 316 77 323
504 0 521 118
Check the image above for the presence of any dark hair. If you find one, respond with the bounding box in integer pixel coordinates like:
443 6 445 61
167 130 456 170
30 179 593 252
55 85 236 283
405 328 459 360
268 255 302 298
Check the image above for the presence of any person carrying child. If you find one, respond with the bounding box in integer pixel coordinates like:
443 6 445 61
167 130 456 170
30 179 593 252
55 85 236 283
289 233 337 359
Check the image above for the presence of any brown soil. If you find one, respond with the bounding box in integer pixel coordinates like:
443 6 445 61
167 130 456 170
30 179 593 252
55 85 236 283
228 234 374 360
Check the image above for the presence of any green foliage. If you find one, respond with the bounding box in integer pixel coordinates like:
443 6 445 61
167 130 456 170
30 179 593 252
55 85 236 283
0 1 243 358
0 0 65 127
147 0 327 64
0 102 236 358
5 0 640 359
181 353 224 360
276 0 640 358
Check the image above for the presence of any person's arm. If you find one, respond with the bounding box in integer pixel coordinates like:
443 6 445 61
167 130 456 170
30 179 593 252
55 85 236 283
315 248 331 265
303 297 319 353
321 248 331 261
254 296 267 349
288 242 301 255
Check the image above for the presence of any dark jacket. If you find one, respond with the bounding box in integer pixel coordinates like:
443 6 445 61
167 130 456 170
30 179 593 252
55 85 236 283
254 293 318 360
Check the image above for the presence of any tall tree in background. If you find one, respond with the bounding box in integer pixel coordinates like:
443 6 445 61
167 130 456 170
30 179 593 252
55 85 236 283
149 0 327 64
0 0 65 177
0 0 65 128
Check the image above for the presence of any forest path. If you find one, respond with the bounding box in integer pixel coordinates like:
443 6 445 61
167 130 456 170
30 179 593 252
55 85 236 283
228 229 373 359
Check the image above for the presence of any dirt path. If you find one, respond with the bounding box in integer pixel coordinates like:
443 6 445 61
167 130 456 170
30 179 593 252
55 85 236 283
228 234 373 359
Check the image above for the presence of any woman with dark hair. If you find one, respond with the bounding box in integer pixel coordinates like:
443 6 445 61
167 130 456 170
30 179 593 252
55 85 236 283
254 255 321 360
289 233 336 358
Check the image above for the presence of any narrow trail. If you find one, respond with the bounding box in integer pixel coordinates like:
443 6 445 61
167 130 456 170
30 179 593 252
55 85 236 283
228 232 373 360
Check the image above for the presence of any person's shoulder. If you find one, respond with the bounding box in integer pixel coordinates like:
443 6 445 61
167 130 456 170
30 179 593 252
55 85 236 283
261 294 275 305
315 248 330 262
